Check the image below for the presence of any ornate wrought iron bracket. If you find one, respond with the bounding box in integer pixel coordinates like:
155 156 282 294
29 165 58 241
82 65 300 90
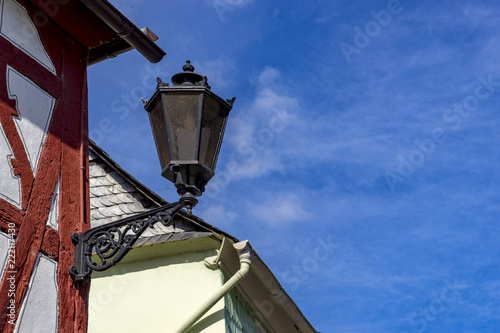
69 201 185 284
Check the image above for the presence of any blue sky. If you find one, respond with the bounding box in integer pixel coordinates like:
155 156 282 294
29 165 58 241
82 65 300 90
87 0 500 331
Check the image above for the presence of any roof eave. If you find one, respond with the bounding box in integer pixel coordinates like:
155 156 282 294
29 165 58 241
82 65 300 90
80 0 165 65
219 238 318 333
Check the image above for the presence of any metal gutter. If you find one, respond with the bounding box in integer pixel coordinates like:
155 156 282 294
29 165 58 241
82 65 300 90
210 238 318 333
80 0 166 64
173 240 252 333
217 239 318 332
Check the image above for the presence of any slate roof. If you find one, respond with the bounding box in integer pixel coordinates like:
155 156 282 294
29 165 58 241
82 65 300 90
89 141 166 228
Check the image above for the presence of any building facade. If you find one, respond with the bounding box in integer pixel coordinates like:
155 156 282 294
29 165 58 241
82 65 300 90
87 142 317 333
0 1 164 332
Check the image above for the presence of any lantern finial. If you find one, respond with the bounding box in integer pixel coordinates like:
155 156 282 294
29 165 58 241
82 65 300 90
182 60 194 72
171 60 205 86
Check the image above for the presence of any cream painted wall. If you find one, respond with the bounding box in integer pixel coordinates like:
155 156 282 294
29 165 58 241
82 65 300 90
88 238 226 333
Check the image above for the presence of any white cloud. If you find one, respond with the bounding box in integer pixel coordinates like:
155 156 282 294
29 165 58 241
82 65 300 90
248 193 311 226
225 67 300 180
257 66 280 86
199 204 239 227
462 5 496 24
217 0 254 7
196 57 236 91
207 0 254 21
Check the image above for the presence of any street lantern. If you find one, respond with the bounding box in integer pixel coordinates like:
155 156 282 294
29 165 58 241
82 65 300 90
143 60 235 210
70 60 235 283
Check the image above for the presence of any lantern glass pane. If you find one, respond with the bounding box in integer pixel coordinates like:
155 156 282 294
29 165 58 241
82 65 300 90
148 96 171 171
199 93 228 171
164 91 201 161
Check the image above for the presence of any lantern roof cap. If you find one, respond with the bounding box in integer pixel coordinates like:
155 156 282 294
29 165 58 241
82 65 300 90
171 60 210 88
143 61 236 111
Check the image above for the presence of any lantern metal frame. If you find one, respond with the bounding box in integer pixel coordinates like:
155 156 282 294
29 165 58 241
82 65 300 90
142 60 235 196
69 200 184 283
70 61 235 283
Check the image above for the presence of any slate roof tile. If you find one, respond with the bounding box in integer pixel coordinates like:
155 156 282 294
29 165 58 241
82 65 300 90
106 194 123 204
133 237 149 247
95 177 115 186
118 203 134 214
90 186 113 197
128 203 147 213
112 183 136 193
90 209 106 220
89 164 106 177
89 178 100 187
155 233 173 244
89 187 99 197
151 222 174 234
116 193 136 203
108 216 122 223
106 172 125 185
143 235 163 247
98 207 118 218
97 196 115 207
141 228 156 238
109 205 125 216
89 197 103 208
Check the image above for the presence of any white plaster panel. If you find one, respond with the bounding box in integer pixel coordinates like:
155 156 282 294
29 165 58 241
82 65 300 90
0 124 21 208
15 254 58 333
0 231 12 281
46 176 60 230
0 0 56 75
7 66 55 175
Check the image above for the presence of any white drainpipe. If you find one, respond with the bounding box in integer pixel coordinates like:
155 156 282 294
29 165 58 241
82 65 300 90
173 240 252 333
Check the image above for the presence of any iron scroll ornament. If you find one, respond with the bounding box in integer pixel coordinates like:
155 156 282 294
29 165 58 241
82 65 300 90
69 201 184 283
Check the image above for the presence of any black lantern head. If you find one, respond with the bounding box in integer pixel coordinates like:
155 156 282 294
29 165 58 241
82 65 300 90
144 60 235 198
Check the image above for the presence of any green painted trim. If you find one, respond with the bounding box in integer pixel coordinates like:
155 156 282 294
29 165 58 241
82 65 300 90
222 272 271 333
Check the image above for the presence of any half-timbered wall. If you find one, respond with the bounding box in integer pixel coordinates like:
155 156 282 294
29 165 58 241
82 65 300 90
0 0 89 332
